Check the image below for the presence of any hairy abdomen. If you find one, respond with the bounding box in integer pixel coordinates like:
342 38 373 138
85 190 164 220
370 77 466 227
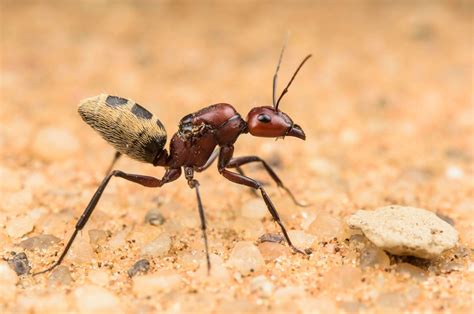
78 94 167 164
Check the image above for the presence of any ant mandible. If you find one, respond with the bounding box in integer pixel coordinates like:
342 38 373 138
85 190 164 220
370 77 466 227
34 44 312 275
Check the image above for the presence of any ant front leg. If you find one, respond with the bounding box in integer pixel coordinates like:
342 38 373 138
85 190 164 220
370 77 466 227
218 146 305 255
184 167 211 274
226 156 307 206
33 167 182 276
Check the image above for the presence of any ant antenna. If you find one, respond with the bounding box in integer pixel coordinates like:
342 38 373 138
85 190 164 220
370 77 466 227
272 38 288 109
275 54 312 111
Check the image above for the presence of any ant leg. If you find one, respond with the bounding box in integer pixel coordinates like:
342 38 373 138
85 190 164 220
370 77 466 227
220 169 305 255
235 166 259 197
105 151 122 175
33 168 182 276
195 148 219 172
227 156 307 206
184 167 211 274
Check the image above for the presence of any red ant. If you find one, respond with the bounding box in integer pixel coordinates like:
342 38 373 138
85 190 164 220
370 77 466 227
34 45 311 275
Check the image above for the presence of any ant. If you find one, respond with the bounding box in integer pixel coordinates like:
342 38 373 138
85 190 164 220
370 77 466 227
33 45 312 275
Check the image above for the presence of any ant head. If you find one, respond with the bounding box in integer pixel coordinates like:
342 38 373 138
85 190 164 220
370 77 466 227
246 106 305 140
246 43 311 141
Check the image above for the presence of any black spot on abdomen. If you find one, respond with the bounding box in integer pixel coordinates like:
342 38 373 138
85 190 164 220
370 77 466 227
106 95 128 106
131 104 153 119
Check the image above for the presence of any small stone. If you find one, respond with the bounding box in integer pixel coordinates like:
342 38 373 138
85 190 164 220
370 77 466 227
8 252 31 275
132 272 183 297
140 233 171 257
241 199 267 219
48 265 73 285
74 285 122 314
32 127 80 162
258 233 284 243
322 265 362 291
287 230 316 248
65 237 94 264
250 275 274 298
6 214 35 238
144 208 165 226
19 234 60 250
88 229 108 246
228 241 265 275
338 301 367 313
128 259 150 277
88 269 110 286
307 211 345 241
346 206 459 258
360 246 390 269
394 263 427 281
195 254 230 281
0 261 18 284
258 242 290 262
179 250 206 271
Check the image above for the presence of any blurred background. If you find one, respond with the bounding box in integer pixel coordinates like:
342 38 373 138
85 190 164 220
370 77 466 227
0 1 472 312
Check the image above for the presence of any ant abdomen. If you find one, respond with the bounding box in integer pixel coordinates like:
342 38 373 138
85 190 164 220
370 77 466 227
78 94 167 164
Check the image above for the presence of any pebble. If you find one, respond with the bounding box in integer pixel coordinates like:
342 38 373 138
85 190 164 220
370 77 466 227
128 259 150 277
140 233 171 257
321 265 362 291
132 272 183 297
144 208 165 226
87 269 110 286
228 241 265 275
258 242 290 262
32 127 80 162
6 214 35 238
287 230 316 248
346 206 459 258
241 199 267 219
195 254 230 281
360 246 390 269
0 261 18 284
48 265 73 286
65 237 94 264
88 229 108 246
258 233 284 243
8 252 31 275
74 285 122 314
394 263 427 281
274 286 306 303
250 275 274 298
307 211 345 241
19 234 60 250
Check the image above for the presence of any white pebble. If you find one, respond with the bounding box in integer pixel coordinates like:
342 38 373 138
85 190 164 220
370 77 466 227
287 230 316 248
0 261 18 284
227 241 265 276
347 205 459 258
74 285 122 314
241 199 267 219
32 127 80 162
445 165 464 179
132 272 183 297
140 233 171 257
250 275 274 298
6 214 35 238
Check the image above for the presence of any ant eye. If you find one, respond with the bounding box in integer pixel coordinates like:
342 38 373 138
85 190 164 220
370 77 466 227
257 114 271 123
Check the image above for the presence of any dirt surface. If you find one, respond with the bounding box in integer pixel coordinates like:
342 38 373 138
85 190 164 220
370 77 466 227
1 1 473 313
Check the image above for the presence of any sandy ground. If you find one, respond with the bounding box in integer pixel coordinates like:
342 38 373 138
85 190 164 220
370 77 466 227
1 1 473 313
